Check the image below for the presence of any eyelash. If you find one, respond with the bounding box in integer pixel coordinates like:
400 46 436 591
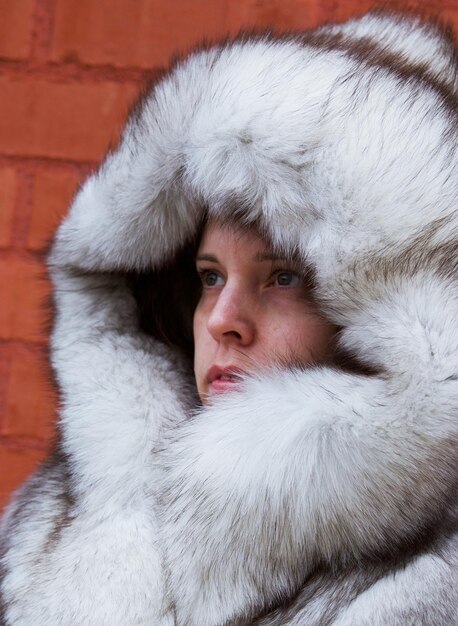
197 268 301 288
271 270 301 286
197 269 223 287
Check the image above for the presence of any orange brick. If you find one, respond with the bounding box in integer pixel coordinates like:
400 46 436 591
330 0 457 23
0 168 18 248
51 0 229 69
0 76 139 162
0 0 34 60
28 169 82 251
0 446 47 512
227 0 325 32
0 344 11 425
3 344 56 441
441 5 458 31
330 0 384 22
0 256 50 342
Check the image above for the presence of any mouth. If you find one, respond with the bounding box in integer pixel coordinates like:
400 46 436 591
206 366 247 395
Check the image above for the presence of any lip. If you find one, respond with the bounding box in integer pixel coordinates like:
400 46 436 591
206 365 247 396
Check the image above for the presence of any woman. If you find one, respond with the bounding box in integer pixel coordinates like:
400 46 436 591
193 219 336 404
1 10 457 626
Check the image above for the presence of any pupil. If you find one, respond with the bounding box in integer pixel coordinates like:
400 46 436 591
206 272 217 285
278 272 291 285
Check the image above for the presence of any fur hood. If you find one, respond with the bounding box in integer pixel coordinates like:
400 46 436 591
1 11 457 626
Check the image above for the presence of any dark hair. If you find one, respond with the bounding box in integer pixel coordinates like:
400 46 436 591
129 236 202 360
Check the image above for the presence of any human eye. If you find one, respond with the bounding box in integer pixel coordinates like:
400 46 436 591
197 269 225 288
272 270 302 287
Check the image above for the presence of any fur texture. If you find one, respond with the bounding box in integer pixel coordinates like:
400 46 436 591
1 11 457 626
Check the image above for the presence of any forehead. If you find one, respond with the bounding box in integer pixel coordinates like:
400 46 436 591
197 219 271 254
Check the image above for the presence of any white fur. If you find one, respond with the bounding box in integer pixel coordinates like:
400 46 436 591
1 11 457 626
319 11 458 91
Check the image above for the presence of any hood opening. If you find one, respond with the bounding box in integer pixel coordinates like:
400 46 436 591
129 234 202 361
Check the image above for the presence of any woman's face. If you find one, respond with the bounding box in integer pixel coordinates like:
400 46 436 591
193 220 336 404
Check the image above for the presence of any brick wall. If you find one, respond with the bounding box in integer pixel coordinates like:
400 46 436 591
0 0 457 511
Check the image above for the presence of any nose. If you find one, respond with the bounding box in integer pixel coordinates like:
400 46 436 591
207 284 255 346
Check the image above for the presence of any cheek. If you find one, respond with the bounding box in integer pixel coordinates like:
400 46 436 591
294 316 336 361
193 307 213 383
193 309 205 372
266 311 335 364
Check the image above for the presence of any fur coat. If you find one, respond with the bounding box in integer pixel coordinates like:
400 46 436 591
1 10 457 626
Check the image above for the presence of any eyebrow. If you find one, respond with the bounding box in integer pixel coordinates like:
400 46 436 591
196 252 286 263
195 253 218 263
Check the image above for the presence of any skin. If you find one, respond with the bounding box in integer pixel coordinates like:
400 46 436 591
193 220 336 404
